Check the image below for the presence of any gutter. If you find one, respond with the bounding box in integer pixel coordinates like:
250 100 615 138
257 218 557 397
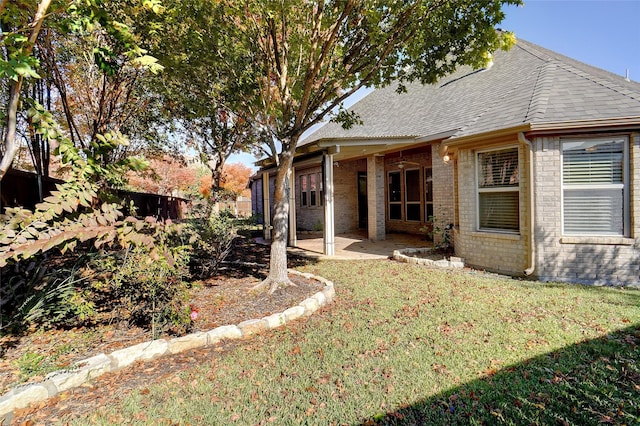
518 132 536 276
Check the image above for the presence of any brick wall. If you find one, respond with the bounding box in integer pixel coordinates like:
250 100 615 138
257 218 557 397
431 143 455 245
334 159 365 234
532 134 639 286
454 138 528 276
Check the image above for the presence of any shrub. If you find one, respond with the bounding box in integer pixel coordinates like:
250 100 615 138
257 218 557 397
1 254 95 332
186 203 238 279
0 132 190 336
86 236 191 337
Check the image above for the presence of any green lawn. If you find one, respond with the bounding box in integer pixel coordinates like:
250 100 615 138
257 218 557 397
76 260 639 425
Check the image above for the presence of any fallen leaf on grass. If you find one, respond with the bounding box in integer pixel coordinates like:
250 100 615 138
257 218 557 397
288 345 302 356
433 363 448 374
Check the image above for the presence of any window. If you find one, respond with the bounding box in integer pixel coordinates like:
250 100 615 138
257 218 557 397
477 147 519 232
405 169 421 221
309 174 317 206
388 171 402 220
300 172 323 208
424 167 433 221
300 175 308 206
562 136 628 236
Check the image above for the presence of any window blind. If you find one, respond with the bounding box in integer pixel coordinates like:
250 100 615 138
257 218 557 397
477 147 520 232
478 149 519 188
563 140 623 184
562 137 626 236
479 192 519 231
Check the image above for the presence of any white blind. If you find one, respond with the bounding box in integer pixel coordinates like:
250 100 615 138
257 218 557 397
564 188 623 234
562 138 626 235
479 192 519 231
563 140 623 184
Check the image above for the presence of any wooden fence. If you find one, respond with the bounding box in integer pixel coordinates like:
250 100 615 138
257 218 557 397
0 168 188 220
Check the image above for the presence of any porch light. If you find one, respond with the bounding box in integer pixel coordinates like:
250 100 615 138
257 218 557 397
443 154 450 163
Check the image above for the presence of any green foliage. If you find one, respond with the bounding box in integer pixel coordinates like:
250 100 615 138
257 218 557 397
14 344 77 382
14 352 51 381
15 263 91 328
86 230 191 336
422 216 454 254
0 124 188 335
0 134 154 268
186 203 238 279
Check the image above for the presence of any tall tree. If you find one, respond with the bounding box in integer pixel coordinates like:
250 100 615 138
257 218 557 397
40 0 164 163
218 0 520 293
0 0 52 181
150 0 264 196
0 0 164 184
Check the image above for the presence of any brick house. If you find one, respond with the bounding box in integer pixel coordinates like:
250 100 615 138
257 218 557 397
252 38 640 287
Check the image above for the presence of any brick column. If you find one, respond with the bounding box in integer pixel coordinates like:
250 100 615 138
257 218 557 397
367 155 386 241
432 144 455 245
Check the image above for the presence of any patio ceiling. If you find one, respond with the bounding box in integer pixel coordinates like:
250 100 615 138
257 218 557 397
299 129 459 163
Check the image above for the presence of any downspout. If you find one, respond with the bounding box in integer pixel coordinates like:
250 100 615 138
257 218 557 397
518 132 536 276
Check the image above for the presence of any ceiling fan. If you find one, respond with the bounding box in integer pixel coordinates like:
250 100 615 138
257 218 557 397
390 152 420 169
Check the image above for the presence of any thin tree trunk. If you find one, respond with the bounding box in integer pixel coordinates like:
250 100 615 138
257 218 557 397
0 81 21 180
0 0 53 181
253 143 296 294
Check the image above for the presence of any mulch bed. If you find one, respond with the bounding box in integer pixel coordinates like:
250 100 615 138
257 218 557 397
1 238 325 424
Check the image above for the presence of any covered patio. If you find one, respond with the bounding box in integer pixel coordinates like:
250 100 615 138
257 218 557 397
256 232 431 260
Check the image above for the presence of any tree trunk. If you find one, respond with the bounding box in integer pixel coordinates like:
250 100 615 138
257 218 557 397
0 0 53 181
0 80 21 181
253 144 296 294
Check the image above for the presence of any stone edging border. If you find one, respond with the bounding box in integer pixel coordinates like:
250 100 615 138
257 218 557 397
393 248 465 269
0 269 335 424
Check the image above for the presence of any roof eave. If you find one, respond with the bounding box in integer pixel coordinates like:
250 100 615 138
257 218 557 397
528 116 640 134
443 124 532 149
442 117 640 153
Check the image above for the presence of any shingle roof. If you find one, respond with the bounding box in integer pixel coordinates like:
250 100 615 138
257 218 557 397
302 38 640 145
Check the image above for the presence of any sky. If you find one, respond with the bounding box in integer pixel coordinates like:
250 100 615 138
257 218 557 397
229 0 640 170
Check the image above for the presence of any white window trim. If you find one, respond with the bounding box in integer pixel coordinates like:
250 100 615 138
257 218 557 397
560 135 630 237
424 167 434 222
475 145 520 234
404 168 421 222
300 172 323 209
388 170 403 221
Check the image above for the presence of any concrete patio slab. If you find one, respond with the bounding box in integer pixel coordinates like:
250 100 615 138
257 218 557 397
256 232 432 260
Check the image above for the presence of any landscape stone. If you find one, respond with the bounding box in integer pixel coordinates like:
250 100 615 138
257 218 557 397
283 306 305 322
168 332 208 354
73 353 112 381
263 313 286 329
312 291 327 307
322 286 335 303
206 325 242 345
109 339 168 370
45 370 86 393
0 384 49 418
238 319 268 336
299 298 320 316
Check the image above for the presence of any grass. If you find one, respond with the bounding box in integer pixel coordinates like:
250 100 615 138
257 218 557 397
73 260 639 425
